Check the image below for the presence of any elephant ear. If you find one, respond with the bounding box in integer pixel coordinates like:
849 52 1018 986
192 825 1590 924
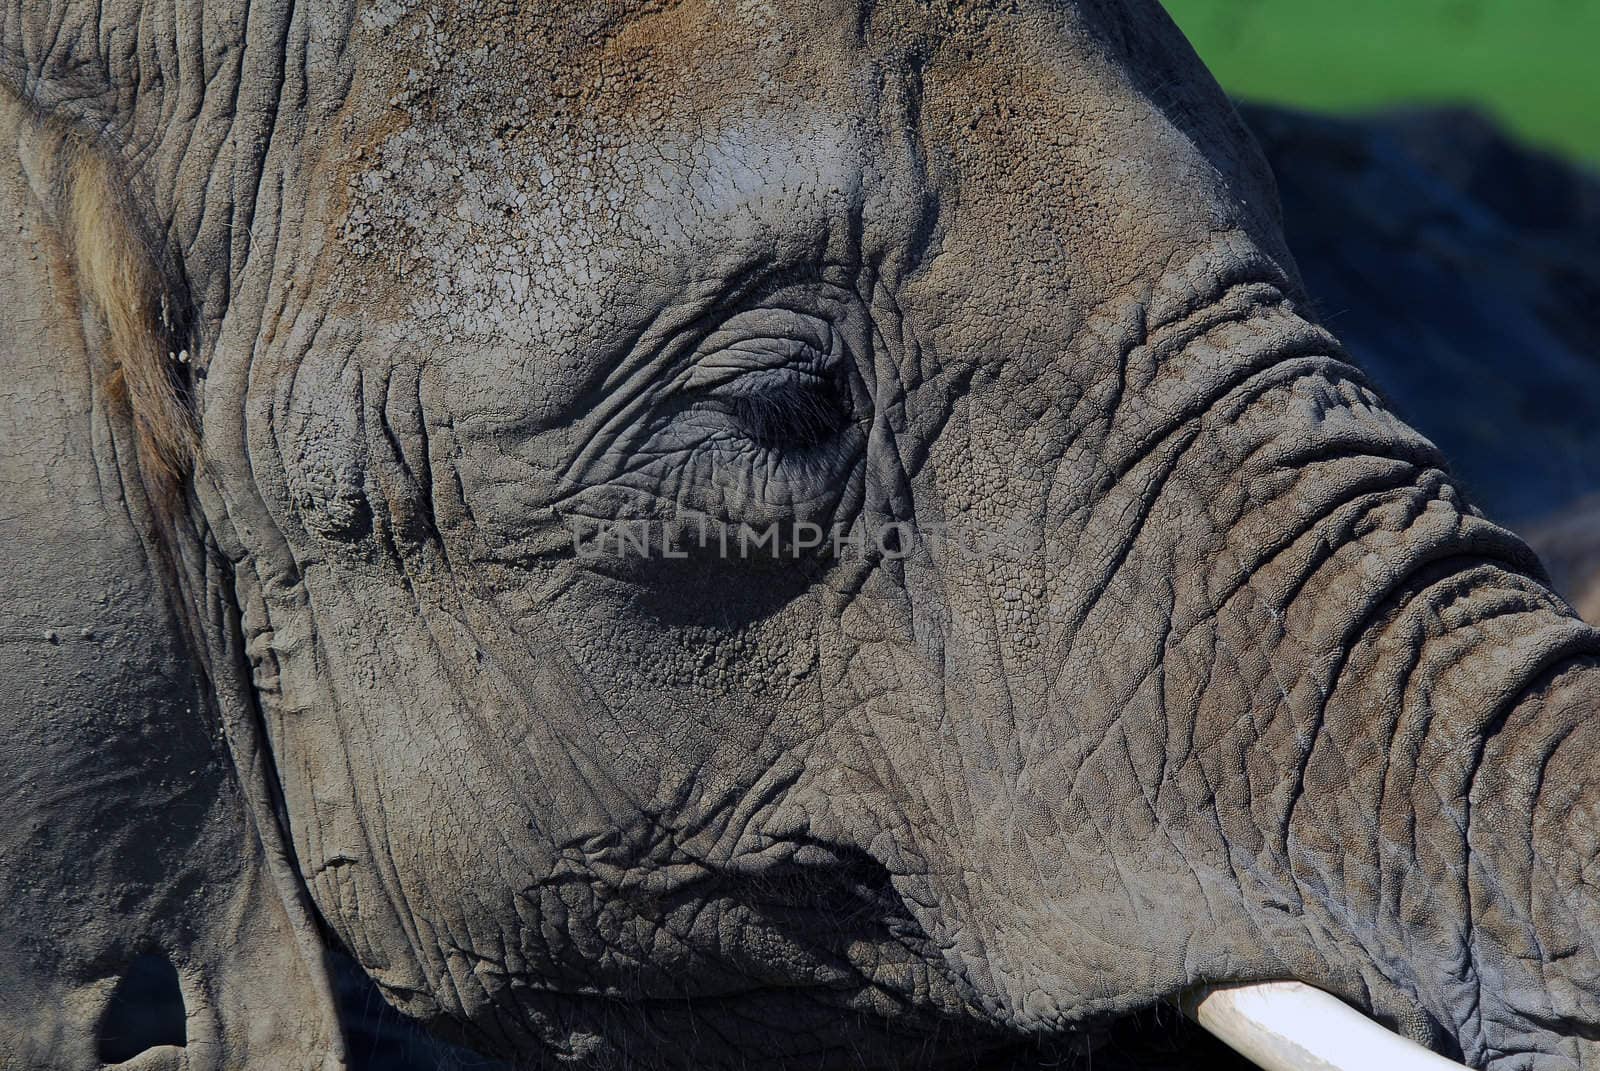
0 90 347 1069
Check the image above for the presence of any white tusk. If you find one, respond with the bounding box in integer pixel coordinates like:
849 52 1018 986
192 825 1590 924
1183 981 1471 1071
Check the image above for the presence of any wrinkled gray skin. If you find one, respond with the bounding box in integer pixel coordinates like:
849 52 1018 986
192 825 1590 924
4 2 1600 1070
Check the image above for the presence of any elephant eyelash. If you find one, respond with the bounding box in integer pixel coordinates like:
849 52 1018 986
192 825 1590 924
722 371 852 449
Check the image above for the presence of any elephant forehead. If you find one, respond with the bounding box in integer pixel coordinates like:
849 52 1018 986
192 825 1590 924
347 108 868 427
329 7 882 424
317 0 1264 406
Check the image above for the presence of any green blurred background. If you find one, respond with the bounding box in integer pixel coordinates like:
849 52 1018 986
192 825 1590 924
1160 0 1600 165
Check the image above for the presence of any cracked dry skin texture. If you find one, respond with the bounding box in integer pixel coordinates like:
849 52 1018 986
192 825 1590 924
3 2 1600 1069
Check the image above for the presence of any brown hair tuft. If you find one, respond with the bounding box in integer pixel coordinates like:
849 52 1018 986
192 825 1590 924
58 137 196 504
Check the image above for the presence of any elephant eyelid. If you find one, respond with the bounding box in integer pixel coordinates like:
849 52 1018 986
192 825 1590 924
718 371 852 448
681 334 834 391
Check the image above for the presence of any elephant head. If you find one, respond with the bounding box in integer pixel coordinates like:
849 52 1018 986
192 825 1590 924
4 2 1599 1069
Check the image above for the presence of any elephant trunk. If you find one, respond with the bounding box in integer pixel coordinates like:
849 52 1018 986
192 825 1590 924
1124 301 1600 1068
1125 317 1600 1068
878 251 1600 1067
1186 639 1600 1071
1443 652 1600 1066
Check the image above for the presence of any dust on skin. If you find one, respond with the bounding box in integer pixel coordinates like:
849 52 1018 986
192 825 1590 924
326 0 878 434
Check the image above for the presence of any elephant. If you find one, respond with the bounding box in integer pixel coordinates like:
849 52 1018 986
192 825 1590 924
3 1 1599 1069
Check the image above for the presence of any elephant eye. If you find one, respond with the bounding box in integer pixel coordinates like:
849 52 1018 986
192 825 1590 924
681 310 857 452
632 298 869 530
719 366 852 448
